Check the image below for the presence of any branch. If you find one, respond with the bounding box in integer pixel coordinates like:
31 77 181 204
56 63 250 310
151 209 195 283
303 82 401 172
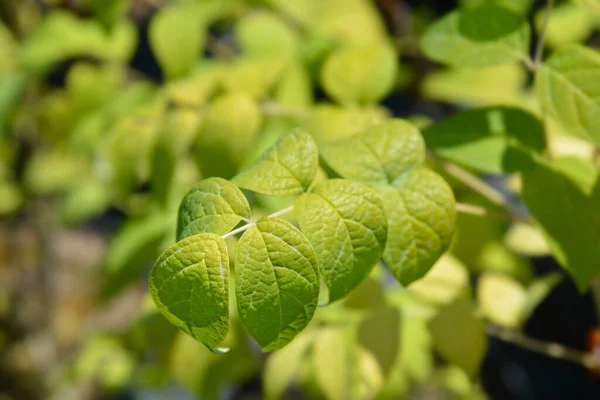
436 159 509 208
456 202 527 223
221 205 294 239
533 0 555 69
488 324 598 370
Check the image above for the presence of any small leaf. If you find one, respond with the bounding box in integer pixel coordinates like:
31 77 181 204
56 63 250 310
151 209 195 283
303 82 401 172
536 45 600 146
522 161 600 290
321 43 397 106
409 254 469 306
430 302 487 377
321 119 425 185
312 327 353 400
232 129 318 196
357 306 401 377
420 4 530 67
196 93 263 179
422 106 545 173
177 177 251 241
235 217 319 351
381 168 457 285
221 57 289 99
235 11 299 59
295 179 387 302
263 332 313 400
477 273 527 328
149 4 204 80
149 233 230 352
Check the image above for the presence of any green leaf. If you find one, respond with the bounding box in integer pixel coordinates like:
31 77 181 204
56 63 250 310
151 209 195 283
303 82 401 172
422 106 545 173
312 327 353 400
430 302 487 377
536 45 600 146
149 5 204 81
149 233 230 352
321 43 397 105
321 120 456 285
409 254 469 306
103 212 171 299
232 129 318 196
420 4 530 67
60 178 111 225
177 177 251 241
21 11 137 73
522 161 600 290
263 332 313 400
551 156 598 194
535 3 597 49
357 306 401 377
573 0 600 13
380 168 456 285
196 93 263 179
235 217 319 351
235 11 299 59
321 119 425 185
295 179 387 302
221 57 289 99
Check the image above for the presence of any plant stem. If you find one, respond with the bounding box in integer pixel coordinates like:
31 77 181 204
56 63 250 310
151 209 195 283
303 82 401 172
533 0 555 69
488 324 598 370
438 160 508 208
456 202 527 223
221 205 295 239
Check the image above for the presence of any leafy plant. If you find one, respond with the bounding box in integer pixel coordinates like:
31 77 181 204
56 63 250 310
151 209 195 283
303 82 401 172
1 0 600 399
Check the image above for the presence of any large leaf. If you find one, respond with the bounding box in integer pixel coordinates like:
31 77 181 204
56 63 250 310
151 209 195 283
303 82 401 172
522 161 600 290
321 43 397 105
536 45 600 146
295 179 387 302
177 178 251 241
422 106 545 173
322 120 456 285
420 4 530 67
232 130 318 196
430 302 487 377
149 233 230 352
149 4 205 80
235 218 319 351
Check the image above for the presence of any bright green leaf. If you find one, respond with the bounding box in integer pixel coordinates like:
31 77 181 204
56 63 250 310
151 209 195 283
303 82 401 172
312 327 353 400
535 3 597 49
409 254 469 306
321 43 397 105
149 5 205 81
235 218 319 351
150 233 230 352
573 0 600 13
221 57 288 99
381 168 457 285
263 332 313 400
232 129 318 196
430 302 487 377
321 119 425 185
357 306 401 377
536 45 600 146
295 179 387 302
177 177 251 240
422 106 545 173
235 11 298 59
522 161 600 290
196 93 262 179
420 4 530 67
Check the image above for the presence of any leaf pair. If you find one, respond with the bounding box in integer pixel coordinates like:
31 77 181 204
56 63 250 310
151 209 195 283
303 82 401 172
320 120 457 285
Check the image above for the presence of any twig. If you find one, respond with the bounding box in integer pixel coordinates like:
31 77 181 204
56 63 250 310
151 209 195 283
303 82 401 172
456 202 526 223
533 0 555 69
221 205 294 239
437 160 508 208
488 324 598 370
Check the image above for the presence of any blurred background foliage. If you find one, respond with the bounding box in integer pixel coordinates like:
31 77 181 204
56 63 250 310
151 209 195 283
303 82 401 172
0 0 599 399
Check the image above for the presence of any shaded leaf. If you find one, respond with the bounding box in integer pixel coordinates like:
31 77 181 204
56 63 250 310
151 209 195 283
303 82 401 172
149 233 230 352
